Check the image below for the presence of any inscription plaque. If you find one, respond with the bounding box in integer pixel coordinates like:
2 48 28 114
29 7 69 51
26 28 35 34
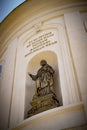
24 31 57 57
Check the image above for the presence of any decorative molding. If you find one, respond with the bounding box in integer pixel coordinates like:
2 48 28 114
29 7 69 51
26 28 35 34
22 22 81 104
12 103 84 130
33 22 43 33
0 1 87 55
0 3 87 53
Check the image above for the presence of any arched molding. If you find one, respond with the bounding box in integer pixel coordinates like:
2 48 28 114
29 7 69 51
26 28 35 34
17 21 81 106
1 1 87 54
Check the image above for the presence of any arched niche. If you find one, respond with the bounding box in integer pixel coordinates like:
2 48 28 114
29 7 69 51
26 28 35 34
24 51 63 119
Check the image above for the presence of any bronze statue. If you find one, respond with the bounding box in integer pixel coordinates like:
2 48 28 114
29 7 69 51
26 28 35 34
27 60 59 117
28 60 55 97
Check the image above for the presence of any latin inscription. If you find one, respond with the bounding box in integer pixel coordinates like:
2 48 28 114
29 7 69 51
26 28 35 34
25 32 57 57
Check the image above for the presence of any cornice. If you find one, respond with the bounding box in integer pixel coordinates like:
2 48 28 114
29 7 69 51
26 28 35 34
0 0 87 57
12 103 84 130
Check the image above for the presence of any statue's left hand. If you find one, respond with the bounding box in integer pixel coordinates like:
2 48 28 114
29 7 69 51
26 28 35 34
28 72 37 80
28 72 33 78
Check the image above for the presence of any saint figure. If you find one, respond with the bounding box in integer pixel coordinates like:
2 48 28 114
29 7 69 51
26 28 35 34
28 60 55 97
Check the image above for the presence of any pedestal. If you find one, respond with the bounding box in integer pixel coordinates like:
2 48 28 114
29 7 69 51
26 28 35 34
28 93 59 117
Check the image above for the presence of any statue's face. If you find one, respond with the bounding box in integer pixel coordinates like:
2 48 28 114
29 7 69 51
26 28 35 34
40 60 47 66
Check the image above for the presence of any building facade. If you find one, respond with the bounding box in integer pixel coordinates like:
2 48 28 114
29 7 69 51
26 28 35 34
0 0 87 130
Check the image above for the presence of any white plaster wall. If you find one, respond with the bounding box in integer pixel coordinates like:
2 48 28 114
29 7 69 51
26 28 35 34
0 39 17 130
64 11 87 116
9 41 27 129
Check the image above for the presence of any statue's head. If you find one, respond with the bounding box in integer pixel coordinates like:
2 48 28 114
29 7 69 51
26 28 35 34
40 60 47 66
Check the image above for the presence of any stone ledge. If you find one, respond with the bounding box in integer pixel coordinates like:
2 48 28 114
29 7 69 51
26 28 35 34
12 102 86 130
64 125 87 130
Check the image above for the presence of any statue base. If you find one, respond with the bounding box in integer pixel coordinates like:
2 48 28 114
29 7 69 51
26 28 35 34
28 93 59 117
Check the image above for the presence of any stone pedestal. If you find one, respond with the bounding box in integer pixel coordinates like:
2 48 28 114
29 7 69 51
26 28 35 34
28 93 59 117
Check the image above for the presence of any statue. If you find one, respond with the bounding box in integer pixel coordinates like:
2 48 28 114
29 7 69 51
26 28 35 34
28 60 55 97
27 60 59 117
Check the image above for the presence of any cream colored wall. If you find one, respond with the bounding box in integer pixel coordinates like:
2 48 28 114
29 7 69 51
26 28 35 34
0 0 87 130
64 11 87 116
0 39 17 129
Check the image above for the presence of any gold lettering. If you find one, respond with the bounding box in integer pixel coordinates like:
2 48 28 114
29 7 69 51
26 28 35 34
25 32 57 56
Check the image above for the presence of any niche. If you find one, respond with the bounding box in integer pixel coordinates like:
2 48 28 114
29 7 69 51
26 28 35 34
24 51 62 119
